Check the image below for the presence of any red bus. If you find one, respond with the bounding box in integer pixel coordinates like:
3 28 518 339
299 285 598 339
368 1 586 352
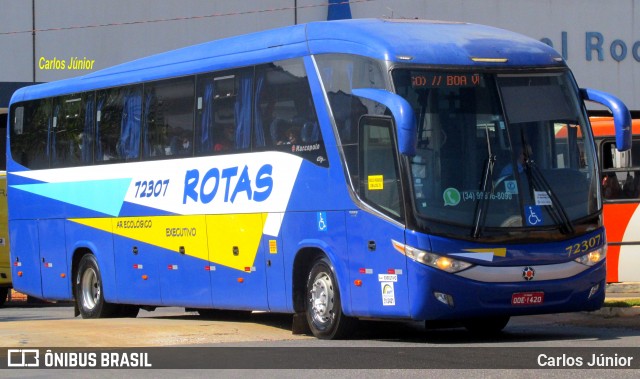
592 117 640 283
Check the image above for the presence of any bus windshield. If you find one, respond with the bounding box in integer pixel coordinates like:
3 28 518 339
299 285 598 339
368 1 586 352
393 70 598 233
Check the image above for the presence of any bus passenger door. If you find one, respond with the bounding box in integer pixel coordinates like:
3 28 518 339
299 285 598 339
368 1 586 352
345 116 409 317
207 214 268 311
38 220 70 299
346 211 409 317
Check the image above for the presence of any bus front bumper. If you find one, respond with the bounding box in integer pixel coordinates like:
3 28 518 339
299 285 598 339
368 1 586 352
408 259 606 321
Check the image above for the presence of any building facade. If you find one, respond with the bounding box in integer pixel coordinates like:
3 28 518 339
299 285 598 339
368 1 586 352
1 0 639 110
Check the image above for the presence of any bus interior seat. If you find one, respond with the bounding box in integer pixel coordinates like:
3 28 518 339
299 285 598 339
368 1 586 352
301 121 319 143
269 118 289 145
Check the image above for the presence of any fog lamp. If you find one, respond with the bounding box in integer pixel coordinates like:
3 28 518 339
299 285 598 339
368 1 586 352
588 283 600 299
434 291 454 307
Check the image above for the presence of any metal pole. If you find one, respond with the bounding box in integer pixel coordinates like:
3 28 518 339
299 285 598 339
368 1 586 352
32 0 36 82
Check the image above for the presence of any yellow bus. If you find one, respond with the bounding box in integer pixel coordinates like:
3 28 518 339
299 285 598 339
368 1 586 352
0 107 10 305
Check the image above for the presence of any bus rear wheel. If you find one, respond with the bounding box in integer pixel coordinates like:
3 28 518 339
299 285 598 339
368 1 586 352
76 254 118 318
305 257 355 339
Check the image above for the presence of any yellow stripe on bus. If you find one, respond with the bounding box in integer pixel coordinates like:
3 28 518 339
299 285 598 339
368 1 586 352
69 214 267 272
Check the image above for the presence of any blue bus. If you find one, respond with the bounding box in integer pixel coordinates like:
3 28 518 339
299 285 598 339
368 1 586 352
7 19 631 339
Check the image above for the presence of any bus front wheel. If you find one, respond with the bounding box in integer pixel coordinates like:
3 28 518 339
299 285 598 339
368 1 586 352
305 257 355 339
76 254 118 318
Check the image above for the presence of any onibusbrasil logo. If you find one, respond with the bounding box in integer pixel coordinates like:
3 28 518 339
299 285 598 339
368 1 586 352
6 349 152 368
443 187 461 206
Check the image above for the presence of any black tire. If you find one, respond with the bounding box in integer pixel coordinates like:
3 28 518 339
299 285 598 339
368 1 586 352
0 287 8 307
305 257 356 339
75 254 118 318
463 316 510 335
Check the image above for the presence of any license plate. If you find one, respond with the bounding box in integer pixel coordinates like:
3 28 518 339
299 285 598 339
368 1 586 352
511 291 544 306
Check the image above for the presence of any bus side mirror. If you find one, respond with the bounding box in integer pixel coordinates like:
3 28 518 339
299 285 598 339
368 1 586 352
352 88 417 156
581 88 632 152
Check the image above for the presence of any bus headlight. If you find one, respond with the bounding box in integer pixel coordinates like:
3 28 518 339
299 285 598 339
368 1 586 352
392 240 473 273
574 245 607 266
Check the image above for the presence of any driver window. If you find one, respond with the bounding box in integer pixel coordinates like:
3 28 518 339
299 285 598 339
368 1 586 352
359 116 402 218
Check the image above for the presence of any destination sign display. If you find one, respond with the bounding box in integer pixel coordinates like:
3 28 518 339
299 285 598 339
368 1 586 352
411 73 484 88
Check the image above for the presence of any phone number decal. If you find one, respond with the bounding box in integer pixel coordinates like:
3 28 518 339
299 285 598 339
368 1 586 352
462 191 513 201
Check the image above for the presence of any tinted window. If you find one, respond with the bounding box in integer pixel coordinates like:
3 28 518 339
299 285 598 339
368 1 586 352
256 59 327 166
359 116 402 218
10 99 51 169
51 93 93 168
143 77 195 159
195 68 252 155
96 85 142 163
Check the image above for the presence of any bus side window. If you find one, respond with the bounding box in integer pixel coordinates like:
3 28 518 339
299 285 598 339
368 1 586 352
143 76 195 159
10 100 51 169
255 59 328 166
51 93 93 168
359 116 402 218
96 85 142 163
195 69 250 155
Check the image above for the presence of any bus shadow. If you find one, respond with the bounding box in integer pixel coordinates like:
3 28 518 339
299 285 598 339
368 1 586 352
151 309 295 332
350 315 640 344
1 299 73 308
136 309 640 344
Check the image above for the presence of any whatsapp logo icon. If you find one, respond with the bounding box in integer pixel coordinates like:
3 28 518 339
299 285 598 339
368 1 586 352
443 187 461 206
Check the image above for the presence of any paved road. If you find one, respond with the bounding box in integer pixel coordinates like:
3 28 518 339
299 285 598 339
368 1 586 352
1 301 639 377
0 301 639 347
0 303 309 347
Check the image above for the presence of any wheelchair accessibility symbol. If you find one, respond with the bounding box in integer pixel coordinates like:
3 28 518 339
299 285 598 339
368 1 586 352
317 212 328 232
525 205 543 226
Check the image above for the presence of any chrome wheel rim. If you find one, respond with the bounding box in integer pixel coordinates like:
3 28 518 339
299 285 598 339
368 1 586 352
310 272 335 327
80 267 99 310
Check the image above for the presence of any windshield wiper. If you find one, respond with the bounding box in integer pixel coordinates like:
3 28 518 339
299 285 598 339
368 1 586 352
523 156 575 235
471 124 496 239
471 154 496 238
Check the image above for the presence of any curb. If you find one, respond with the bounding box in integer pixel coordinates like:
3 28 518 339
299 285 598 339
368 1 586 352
605 282 640 294
589 306 640 318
